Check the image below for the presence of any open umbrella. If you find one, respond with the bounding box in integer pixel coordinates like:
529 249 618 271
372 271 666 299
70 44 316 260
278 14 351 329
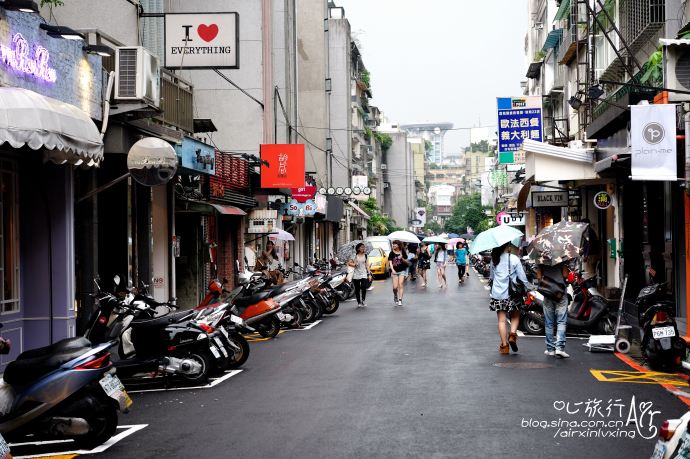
423 235 449 244
268 229 295 241
447 233 460 239
387 230 421 244
448 237 466 247
336 240 373 262
469 225 523 254
459 233 475 240
527 221 589 266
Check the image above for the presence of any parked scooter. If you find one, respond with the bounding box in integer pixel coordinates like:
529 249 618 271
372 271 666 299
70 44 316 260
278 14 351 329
637 272 685 371
0 323 130 449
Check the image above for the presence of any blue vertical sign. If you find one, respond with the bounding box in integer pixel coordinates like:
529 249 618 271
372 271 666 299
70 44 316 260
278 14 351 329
497 96 543 164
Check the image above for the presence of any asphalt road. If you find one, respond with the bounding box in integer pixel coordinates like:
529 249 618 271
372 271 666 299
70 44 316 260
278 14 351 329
92 266 690 459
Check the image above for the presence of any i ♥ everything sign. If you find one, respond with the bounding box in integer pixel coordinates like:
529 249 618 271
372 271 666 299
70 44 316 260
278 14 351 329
165 13 239 69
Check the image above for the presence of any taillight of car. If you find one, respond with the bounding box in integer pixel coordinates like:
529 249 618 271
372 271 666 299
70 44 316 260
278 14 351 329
198 322 214 334
654 311 669 323
75 352 110 370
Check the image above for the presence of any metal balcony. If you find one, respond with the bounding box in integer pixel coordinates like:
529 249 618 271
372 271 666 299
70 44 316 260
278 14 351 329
619 0 665 57
558 23 587 65
156 69 194 133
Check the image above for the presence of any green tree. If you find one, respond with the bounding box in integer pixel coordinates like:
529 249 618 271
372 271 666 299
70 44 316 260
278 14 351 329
361 197 399 235
374 132 393 152
467 140 489 153
444 193 489 234
426 220 443 234
476 219 495 233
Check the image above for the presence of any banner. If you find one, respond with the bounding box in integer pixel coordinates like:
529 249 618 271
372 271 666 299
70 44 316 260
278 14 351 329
260 144 305 188
497 96 543 164
165 13 239 69
631 104 677 181
412 208 427 227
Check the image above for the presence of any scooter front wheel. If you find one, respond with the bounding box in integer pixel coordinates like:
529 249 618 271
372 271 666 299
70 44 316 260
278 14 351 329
324 297 339 314
521 313 545 335
227 332 250 368
286 308 303 329
257 316 280 338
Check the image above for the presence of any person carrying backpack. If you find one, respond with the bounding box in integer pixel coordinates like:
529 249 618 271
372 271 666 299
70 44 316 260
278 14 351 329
536 262 570 358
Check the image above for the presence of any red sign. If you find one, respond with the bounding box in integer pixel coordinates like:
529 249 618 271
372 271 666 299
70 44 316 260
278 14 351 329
260 144 305 188
291 186 316 203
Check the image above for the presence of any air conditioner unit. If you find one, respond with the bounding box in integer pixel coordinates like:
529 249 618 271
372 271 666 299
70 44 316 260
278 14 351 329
381 164 387 170
662 39 690 102
115 46 161 107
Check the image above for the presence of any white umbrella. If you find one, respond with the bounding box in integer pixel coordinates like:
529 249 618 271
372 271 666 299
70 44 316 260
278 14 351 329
268 229 295 241
387 230 421 244
423 235 449 244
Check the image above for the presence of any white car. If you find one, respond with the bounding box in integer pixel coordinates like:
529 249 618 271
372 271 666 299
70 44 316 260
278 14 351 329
651 410 690 459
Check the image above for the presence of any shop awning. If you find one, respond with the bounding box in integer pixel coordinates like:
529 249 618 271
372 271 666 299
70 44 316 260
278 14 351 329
348 201 370 220
209 203 247 216
523 139 597 182
542 29 563 51
0 88 103 165
554 0 571 21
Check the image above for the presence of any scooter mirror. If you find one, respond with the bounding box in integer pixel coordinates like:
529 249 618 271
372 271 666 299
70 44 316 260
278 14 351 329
113 275 121 286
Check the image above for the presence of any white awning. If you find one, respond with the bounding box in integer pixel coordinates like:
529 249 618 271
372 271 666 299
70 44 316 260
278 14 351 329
523 139 597 182
0 88 104 166
348 201 370 220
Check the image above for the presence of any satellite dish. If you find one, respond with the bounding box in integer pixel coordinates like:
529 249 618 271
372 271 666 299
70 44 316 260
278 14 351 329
127 137 178 186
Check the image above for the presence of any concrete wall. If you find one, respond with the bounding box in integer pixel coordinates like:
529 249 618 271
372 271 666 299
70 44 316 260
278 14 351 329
328 17 351 189
297 0 329 187
383 131 413 229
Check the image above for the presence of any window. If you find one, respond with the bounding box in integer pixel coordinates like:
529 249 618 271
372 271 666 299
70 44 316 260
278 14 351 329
0 160 19 314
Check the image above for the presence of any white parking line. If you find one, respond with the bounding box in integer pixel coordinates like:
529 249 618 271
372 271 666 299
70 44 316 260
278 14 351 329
127 369 243 394
11 424 148 458
294 319 322 331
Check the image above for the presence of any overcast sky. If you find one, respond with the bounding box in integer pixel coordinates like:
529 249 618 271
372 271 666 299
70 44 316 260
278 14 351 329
338 0 528 155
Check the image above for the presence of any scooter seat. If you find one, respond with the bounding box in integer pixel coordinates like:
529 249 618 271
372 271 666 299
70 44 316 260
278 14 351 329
15 337 91 361
268 284 293 296
130 310 191 329
4 348 90 386
234 292 270 308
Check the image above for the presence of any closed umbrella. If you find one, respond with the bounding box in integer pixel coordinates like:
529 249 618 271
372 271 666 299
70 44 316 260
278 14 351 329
527 221 589 266
336 240 373 262
387 230 422 244
268 229 295 241
469 225 524 254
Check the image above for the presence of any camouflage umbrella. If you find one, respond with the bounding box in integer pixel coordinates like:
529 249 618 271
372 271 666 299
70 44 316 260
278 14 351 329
336 240 373 262
527 221 589 266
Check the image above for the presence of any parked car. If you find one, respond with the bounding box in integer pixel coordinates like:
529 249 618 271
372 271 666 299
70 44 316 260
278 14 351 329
366 236 392 255
368 248 389 278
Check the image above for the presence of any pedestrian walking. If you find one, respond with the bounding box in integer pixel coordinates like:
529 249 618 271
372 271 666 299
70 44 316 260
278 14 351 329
536 261 570 358
388 240 409 306
407 244 418 281
434 243 448 288
417 243 431 287
455 242 468 284
351 243 373 308
489 243 528 354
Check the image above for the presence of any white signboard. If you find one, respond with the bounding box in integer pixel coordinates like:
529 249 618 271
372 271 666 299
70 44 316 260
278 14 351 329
413 208 427 227
631 104 677 181
531 191 568 207
165 13 239 69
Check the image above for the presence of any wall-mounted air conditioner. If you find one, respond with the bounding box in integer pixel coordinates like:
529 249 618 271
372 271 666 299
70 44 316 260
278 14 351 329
381 164 387 170
115 46 161 107
662 39 690 103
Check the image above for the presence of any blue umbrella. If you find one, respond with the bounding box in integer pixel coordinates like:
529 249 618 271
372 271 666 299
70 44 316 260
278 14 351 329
469 225 524 254
447 233 460 239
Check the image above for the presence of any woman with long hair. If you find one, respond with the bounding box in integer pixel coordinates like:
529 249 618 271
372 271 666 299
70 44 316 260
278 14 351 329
351 243 372 307
417 242 431 287
455 241 468 284
263 240 284 285
388 240 408 306
489 242 528 354
434 243 448 288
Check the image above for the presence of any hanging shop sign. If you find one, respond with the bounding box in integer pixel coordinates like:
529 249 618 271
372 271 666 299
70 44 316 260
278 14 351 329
531 191 568 207
260 144 305 188
631 104 678 181
247 209 278 234
593 191 612 210
0 33 56 83
286 199 317 217
496 96 542 164
164 13 239 69
175 136 215 175
291 186 316 203
497 210 526 226
413 207 427 227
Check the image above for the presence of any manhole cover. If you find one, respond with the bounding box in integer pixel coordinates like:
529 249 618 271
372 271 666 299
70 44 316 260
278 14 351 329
493 362 554 369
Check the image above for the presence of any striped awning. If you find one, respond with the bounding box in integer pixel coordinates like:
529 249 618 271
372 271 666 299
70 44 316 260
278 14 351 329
542 29 563 51
554 0 571 21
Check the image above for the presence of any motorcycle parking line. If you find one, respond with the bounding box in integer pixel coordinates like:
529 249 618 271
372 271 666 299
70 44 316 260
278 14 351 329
244 320 323 341
126 370 243 394
590 369 689 386
10 424 148 458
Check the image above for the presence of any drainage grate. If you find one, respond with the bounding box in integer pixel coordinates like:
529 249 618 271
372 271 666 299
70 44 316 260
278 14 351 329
493 362 554 369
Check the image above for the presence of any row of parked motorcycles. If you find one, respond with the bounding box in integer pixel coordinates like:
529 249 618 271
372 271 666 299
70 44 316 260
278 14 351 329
0 259 356 451
470 251 685 370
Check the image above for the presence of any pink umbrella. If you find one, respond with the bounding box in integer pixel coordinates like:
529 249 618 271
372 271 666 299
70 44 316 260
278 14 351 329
448 237 466 247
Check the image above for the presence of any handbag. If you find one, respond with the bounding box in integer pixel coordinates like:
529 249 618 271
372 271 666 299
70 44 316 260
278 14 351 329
537 275 565 301
508 256 525 299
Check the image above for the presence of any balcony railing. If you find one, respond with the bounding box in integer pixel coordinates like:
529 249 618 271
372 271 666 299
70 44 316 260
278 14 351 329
619 0 665 57
156 69 194 133
558 23 587 65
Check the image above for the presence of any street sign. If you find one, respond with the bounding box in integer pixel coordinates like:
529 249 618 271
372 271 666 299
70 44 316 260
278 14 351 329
593 191 612 210
497 96 543 164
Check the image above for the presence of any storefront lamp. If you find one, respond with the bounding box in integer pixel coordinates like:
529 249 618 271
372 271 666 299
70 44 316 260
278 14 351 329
82 44 115 57
588 84 605 100
39 23 85 41
1 0 38 13
568 96 582 110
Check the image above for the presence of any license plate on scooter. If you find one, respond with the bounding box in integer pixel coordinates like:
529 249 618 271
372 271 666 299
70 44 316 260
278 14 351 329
214 337 228 357
209 344 222 359
652 326 676 339
99 373 133 411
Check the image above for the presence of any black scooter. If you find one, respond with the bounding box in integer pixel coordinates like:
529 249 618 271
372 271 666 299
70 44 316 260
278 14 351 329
637 276 685 371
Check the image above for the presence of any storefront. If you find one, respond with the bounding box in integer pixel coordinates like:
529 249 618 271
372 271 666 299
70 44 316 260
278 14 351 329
0 9 104 364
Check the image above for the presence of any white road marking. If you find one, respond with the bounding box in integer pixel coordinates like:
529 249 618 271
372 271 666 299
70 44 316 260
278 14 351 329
11 424 148 457
484 286 490 290
297 319 322 330
517 334 591 341
127 370 243 394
